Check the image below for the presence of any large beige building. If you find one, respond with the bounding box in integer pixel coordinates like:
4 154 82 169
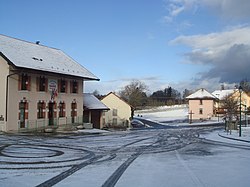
0 34 99 132
101 92 133 128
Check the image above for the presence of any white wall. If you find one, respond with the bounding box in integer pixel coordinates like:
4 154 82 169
101 93 131 127
0 56 9 131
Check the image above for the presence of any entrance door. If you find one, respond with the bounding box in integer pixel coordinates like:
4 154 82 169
48 102 54 126
71 102 77 123
19 102 26 128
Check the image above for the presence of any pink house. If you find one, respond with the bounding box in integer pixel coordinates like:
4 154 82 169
186 88 218 122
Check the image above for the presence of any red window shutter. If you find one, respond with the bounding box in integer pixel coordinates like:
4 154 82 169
45 78 48 92
63 103 66 117
43 102 46 118
36 77 39 91
54 102 57 118
18 75 21 90
70 81 73 93
25 102 28 119
27 76 31 91
65 80 68 93
76 81 79 94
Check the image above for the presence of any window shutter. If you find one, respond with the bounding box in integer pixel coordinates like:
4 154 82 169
27 76 31 91
45 78 48 92
36 77 39 91
54 102 57 118
43 102 46 118
25 102 29 119
63 103 66 117
65 80 68 93
18 75 21 90
70 81 73 93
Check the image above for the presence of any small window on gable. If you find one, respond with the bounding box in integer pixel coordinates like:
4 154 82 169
200 99 203 105
113 109 117 116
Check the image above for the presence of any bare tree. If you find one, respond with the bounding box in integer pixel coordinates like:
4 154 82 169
220 94 239 133
119 80 148 109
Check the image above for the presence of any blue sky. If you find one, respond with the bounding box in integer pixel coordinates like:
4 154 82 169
1 0 250 94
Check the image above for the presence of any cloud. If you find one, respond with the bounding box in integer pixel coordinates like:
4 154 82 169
170 26 250 84
202 0 250 19
164 0 250 22
85 76 162 95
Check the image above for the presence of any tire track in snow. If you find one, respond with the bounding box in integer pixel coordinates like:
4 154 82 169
175 150 205 187
101 151 142 187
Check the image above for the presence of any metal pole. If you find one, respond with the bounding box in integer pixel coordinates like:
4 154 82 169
239 90 242 137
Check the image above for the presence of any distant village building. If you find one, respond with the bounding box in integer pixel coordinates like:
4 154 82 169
101 92 133 128
186 88 218 121
212 89 235 114
83 93 109 129
0 34 99 132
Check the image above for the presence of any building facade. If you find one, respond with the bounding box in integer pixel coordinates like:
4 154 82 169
83 93 109 129
186 88 217 121
0 34 99 132
101 92 133 128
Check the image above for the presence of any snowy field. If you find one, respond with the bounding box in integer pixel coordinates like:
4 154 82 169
134 104 189 122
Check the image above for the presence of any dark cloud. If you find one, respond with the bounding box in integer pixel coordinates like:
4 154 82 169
199 44 250 83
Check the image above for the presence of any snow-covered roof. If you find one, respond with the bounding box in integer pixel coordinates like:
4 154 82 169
186 88 217 99
83 93 109 110
0 34 99 80
212 89 235 100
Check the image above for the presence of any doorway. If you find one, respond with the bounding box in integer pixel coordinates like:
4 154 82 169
19 101 26 128
71 102 77 123
48 102 55 126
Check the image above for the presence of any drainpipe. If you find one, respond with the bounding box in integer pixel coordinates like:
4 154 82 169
5 72 19 122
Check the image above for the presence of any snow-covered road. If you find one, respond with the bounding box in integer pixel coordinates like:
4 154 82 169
0 126 250 187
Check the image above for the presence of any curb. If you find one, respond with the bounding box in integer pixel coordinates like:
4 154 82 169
218 133 250 143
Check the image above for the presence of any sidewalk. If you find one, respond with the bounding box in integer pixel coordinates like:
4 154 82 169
218 127 250 143
201 127 250 145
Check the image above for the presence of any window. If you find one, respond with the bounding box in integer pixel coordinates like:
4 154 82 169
199 99 203 105
37 101 45 119
19 74 30 91
70 80 78 93
71 80 78 93
113 109 117 116
19 101 28 128
37 76 47 92
199 108 203 114
59 102 66 117
113 118 117 125
59 79 67 93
